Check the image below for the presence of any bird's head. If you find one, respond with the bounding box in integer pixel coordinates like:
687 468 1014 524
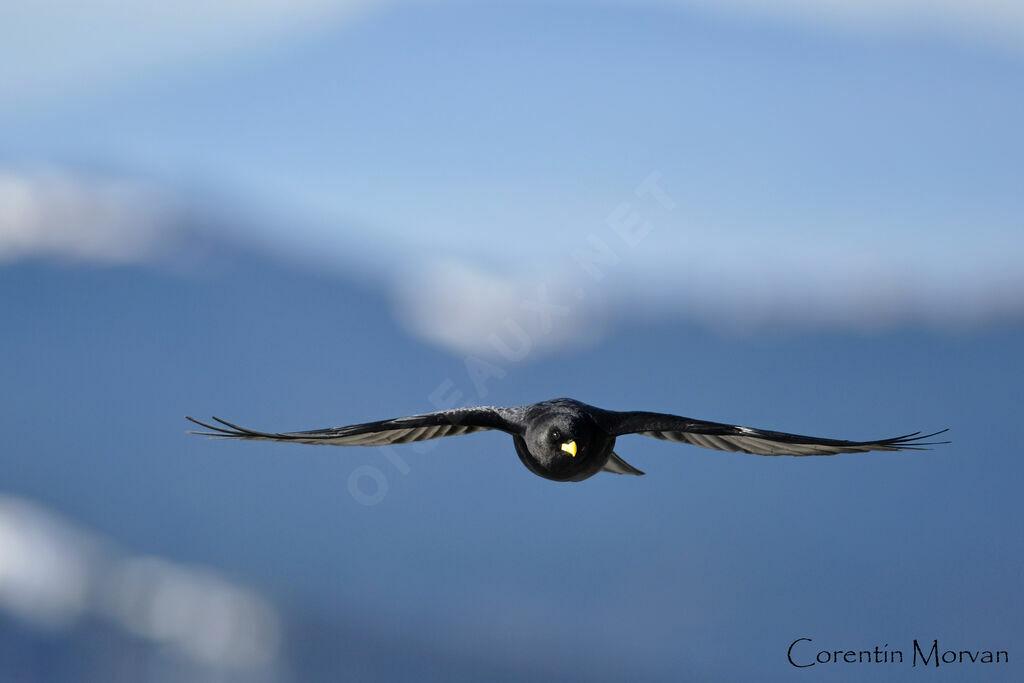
522 413 599 473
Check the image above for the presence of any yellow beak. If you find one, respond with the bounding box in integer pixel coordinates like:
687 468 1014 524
560 440 577 457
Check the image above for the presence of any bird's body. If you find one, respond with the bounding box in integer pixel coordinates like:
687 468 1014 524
187 398 948 482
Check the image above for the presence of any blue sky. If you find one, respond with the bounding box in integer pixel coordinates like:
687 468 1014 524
1 2 1022 681
2 0 1023 356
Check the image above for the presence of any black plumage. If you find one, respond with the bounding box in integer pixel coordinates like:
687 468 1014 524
187 398 948 482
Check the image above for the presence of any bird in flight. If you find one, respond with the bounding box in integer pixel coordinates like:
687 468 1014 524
187 398 948 482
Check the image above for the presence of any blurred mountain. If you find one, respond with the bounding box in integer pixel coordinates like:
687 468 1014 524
2 231 1022 682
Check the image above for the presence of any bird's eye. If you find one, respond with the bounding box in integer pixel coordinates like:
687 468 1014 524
550 429 561 441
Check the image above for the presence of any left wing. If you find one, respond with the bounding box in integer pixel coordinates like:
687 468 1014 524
597 411 948 456
186 406 519 447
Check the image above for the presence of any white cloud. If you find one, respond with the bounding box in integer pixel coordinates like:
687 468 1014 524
0 169 178 264
0 495 280 669
3 0 1020 113
0 497 98 629
0 0 383 107
3 166 1019 359
0 0 1019 115
393 260 606 362
102 556 280 668
392 246 1024 359
645 0 1024 50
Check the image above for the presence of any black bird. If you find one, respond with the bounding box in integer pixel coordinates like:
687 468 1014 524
187 398 948 482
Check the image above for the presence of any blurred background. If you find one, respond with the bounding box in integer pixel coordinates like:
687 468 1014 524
1 1 1022 681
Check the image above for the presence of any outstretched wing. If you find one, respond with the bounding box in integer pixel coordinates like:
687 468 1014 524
598 411 948 456
186 406 520 447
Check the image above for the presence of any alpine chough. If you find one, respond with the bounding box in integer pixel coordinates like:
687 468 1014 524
187 398 948 482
